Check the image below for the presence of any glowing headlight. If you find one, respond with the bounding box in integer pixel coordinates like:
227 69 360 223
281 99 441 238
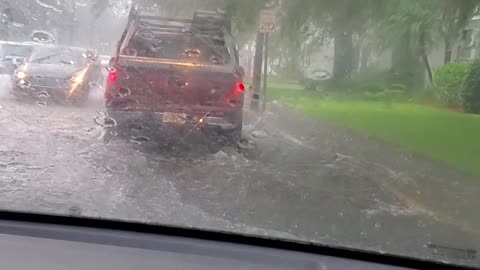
71 74 84 84
16 71 26 79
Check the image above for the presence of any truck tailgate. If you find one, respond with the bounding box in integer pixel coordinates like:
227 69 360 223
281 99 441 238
105 62 244 113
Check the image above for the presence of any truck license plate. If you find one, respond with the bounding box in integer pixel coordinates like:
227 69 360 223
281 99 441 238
162 112 186 124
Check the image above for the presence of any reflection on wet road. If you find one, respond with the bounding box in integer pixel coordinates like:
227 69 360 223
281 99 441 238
0 80 479 267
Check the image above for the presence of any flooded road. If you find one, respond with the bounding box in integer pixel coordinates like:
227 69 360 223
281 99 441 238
0 77 479 267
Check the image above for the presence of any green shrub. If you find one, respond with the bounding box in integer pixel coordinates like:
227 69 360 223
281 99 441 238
303 79 318 91
305 67 413 94
412 87 436 104
349 68 392 93
364 86 406 108
433 63 471 108
462 60 480 113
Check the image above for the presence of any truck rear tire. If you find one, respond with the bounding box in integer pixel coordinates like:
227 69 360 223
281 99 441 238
204 125 243 154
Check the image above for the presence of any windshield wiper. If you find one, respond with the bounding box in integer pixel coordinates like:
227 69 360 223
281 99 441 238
30 53 61 63
60 60 73 65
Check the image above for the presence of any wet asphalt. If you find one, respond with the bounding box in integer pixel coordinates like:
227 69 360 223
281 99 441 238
0 79 479 268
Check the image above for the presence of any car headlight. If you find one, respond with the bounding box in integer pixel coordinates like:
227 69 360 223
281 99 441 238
71 75 83 84
16 71 26 79
71 72 87 84
70 68 88 85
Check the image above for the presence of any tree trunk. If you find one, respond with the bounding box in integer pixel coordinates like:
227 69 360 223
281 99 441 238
419 27 433 84
443 12 458 65
422 50 433 84
333 16 354 80
391 32 421 89
444 37 453 64
352 42 361 72
360 45 371 71
443 18 455 65
306 43 312 66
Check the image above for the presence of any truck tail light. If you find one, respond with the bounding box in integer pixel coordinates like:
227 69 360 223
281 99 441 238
107 68 118 84
237 82 245 92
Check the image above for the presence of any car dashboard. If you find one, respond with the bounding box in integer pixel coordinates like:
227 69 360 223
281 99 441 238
0 212 473 270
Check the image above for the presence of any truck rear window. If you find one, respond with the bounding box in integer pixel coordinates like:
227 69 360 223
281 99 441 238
125 31 231 65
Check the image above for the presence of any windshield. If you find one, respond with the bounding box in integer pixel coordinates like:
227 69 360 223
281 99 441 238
128 34 231 64
0 0 479 268
1 44 32 57
28 48 84 65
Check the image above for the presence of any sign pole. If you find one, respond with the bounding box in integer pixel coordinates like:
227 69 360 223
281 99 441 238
251 9 275 113
262 33 269 112
250 32 264 112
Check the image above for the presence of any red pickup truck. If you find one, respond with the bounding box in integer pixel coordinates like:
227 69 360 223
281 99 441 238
104 9 245 145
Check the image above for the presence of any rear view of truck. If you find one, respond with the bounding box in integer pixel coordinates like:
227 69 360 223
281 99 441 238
105 9 245 143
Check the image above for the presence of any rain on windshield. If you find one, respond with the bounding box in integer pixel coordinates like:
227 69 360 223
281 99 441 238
0 0 479 268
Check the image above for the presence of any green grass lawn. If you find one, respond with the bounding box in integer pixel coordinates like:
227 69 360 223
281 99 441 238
269 82 480 177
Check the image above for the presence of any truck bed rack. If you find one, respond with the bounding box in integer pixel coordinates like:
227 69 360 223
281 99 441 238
127 7 231 37
115 7 237 72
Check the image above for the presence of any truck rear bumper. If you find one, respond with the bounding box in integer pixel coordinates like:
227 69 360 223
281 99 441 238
107 109 242 131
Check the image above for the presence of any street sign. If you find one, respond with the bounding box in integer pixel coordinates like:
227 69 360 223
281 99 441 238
258 10 276 33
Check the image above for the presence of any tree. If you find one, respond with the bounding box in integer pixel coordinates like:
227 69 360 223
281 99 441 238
440 0 480 64
90 0 110 19
462 59 480 113
277 0 384 80
304 0 367 80
274 0 312 78
372 0 444 85
99 0 480 86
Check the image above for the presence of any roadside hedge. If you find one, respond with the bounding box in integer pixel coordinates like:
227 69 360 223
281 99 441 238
433 62 471 108
462 60 480 114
